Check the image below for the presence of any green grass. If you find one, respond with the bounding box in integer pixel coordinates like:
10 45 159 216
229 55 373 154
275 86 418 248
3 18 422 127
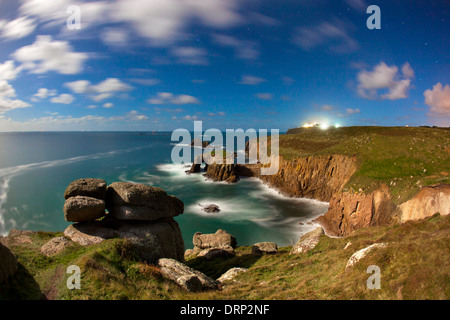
279 126 450 203
2 214 449 300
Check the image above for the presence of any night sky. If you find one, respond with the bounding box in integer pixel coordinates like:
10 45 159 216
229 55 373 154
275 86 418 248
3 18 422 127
0 0 449 131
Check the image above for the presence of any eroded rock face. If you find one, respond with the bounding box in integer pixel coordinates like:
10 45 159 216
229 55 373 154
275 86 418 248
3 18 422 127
64 178 107 200
315 184 395 237
193 229 237 250
0 242 18 283
204 164 239 183
398 184 450 223
63 196 106 222
157 258 218 292
259 155 358 202
290 227 324 254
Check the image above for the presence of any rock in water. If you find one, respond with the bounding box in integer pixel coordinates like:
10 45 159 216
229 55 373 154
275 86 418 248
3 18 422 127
193 229 237 250
64 178 107 200
157 258 218 292
63 196 106 222
202 204 220 213
0 242 18 283
290 227 324 254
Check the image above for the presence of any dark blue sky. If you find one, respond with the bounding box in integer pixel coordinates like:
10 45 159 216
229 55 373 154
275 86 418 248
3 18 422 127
0 0 449 131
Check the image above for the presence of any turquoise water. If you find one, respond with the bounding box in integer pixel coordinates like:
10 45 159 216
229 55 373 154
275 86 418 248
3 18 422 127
0 132 328 249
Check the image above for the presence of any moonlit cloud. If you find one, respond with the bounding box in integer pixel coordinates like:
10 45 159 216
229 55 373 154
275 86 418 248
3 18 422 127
13 35 88 74
50 94 75 104
147 92 200 105
424 83 450 123
356 62 414 100
293 19 359 54
65 78 133 101
239 75 266 85
0 16 36 40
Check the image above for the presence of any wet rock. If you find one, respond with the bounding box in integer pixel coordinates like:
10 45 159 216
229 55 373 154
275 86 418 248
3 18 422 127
201 204 220 213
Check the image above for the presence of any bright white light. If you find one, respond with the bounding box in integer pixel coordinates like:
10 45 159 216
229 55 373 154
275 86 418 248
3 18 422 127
334 124 341 128
320 122 330 130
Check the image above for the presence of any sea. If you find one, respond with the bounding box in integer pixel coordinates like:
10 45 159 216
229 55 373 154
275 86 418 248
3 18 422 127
0 132 328 249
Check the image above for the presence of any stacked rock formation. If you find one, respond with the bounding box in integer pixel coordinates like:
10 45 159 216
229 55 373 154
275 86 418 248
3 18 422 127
63 178 107 222
185 229 237 260
63 179 185 263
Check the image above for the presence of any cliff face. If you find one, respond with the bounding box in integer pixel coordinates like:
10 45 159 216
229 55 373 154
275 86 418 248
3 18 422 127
315 184 396 236
258 155 358 202
397 184 450 223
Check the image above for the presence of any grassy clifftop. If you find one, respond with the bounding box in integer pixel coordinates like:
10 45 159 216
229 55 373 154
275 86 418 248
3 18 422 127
1 214 449 300
279 126 450 203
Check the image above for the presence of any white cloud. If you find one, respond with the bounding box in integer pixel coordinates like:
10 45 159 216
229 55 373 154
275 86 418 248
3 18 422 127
424 83 450 121
0 60 22 81
13 35 88 74
293 19 359 54
0 16 36 40
346 108 361 114
111 0 241 46
212 34 260 60
147 92 200 105
103 103 114 108
182 115 199 121
239 75 266 85
356 62 414 100
255 93 273 100
32 88 57 100
51 94 75 104
0 80 31 114
129 78 161 86
101 28 129 47
65 78 132 94
170 46 209 65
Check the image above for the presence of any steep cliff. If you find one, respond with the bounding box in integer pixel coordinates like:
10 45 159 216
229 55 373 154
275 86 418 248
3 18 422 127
258 155 358 202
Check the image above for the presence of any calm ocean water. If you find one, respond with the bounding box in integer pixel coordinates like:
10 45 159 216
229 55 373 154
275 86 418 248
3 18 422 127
0 132 328 249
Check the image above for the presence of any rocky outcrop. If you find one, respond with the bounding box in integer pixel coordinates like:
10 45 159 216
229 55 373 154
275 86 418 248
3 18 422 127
252 242 278 255
64 196 106 222
40 237 72 257
157 258 218 292
63 179 186 263
196 246 235 260
217 267 248 284
106 182 184 221
345 243 388 271
64 218 185 263
290 227 324 254
397 184 450 223
0 242 18 283
64 178 107 200
204 163 239 183
259 155 357 202
315 184 395 237
193 229 237 250
200 204 220 213
63 178 107 223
